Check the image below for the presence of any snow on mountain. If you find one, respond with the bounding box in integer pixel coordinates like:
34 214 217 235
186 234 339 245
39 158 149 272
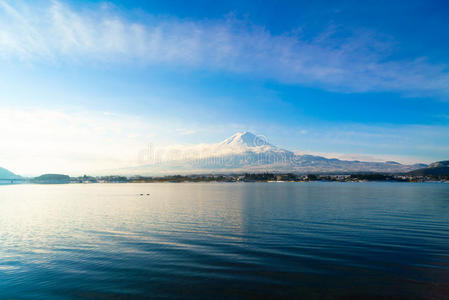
407 160 449 176
220 132 271 149
217 131 291 154
126 132 426 175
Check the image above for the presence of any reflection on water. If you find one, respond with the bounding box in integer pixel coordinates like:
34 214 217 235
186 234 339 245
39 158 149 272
0 182 448 299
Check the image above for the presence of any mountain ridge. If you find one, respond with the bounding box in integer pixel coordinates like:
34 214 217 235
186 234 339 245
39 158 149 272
126 131 427 175
408 160 449 176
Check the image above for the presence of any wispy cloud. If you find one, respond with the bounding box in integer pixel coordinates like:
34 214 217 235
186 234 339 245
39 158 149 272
0 106 447 175
0 107 234 175
175 128 197 135
284 123 449 164
0 1 448 97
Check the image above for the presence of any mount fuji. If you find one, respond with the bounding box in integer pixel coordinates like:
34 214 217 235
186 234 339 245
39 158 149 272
127 131 426 175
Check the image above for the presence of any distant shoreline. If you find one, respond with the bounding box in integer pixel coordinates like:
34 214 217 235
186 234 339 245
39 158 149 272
2 181 448 187
4 173 449 185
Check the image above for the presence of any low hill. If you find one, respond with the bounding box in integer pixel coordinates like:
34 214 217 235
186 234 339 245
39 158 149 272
407 161 449 176
33 174 71 183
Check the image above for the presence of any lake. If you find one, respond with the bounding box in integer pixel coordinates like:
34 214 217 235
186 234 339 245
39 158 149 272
0 182 448 299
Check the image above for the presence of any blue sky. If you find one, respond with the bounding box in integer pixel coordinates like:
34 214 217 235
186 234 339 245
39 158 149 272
0 0 449 175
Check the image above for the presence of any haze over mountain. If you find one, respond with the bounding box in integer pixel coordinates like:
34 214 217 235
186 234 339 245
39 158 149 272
128 132 427 175
0 166 20 180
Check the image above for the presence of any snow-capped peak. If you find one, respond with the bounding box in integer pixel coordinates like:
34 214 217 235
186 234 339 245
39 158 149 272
219 131 273 148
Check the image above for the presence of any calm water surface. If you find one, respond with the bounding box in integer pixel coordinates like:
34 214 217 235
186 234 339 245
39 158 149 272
0 182 448 299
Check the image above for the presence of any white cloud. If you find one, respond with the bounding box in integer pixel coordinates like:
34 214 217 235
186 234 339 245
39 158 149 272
0 107 447 175
0 1 448 97
0 108 156 175
175 128 197 135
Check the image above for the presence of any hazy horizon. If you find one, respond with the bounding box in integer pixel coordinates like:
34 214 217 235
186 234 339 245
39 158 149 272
1 130 434 177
